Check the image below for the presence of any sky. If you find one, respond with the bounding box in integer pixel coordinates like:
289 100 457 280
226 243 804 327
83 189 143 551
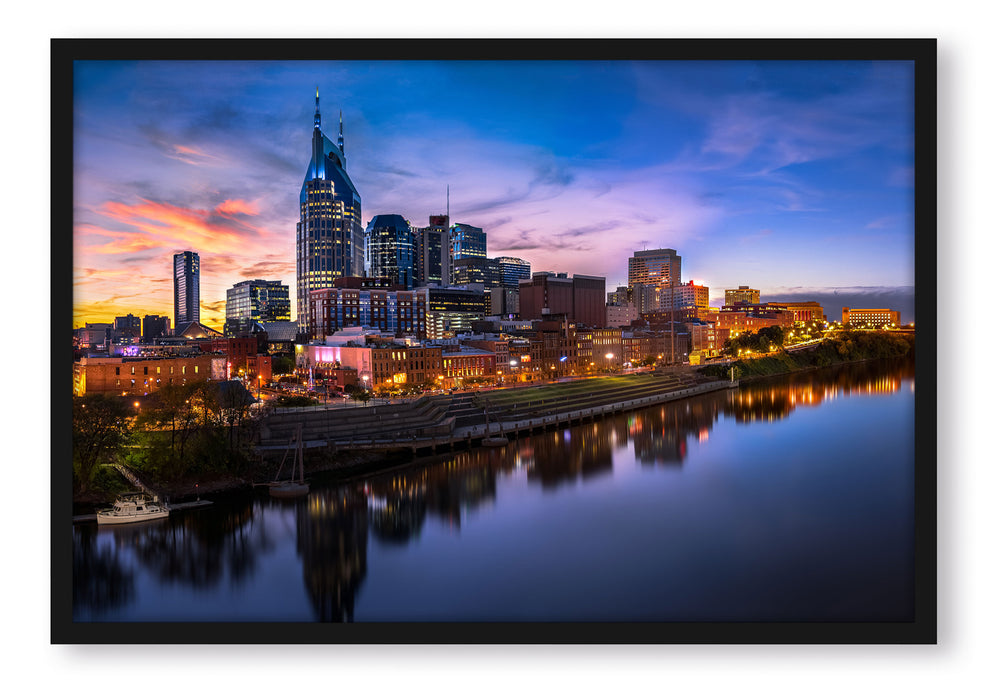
72 59 916 328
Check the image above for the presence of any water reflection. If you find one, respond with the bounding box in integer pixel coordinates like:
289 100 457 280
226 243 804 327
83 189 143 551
298 489 368 622
73 357 914 622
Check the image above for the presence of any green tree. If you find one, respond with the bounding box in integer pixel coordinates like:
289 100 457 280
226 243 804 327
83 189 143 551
135 383 200 474
73 395 132 494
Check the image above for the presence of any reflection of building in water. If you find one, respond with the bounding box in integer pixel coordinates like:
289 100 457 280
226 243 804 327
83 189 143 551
726 359 911 424
368 489 428 543
297 489 368 622
364 448 506 534
630 393 722 467
527 421 614 489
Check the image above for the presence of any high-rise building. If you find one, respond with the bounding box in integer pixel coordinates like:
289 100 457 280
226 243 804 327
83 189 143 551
422 286 488 339
451 223 486 260
519 272 606 328
113 314 142 341
224 279 291 335
493 256 531 288
628 248 682 288
173 251 200 326
365 215 418 288
452 256 498 290
416 215 451 287
296 89 363 332
142 315 170 342
725 285 760 306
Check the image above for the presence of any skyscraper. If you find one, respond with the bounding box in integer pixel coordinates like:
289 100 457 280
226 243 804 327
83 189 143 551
296 89 363 332
365 214 417 288
493 256 531 288
451 223 486 260
416 215 451 287
225 279 291 335
173 251 200 326
628 248 682 288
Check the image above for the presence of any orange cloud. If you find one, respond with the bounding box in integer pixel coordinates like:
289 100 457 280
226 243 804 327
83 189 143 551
87 198 277 255
216 199 259 217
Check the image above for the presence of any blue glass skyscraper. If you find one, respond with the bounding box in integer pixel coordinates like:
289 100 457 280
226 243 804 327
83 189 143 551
296 89 363 332
365 214 418 288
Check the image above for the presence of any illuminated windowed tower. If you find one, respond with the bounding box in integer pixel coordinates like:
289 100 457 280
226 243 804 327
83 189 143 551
173 251 200 326
296 89 363 333
365 214 417 288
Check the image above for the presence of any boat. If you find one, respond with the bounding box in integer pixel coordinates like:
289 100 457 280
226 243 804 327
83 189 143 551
96 492 170 525
481 399 509 447
269 425 310 498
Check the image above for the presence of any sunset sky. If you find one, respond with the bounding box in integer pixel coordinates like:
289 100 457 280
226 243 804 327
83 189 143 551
72 59 916 328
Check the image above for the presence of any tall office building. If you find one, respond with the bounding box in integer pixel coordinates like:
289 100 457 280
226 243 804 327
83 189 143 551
225 279 291 335
113 314 142 339
725 285 760 306
173 251 200 326
451 223 487 260
493 256 531 288
628 248 682 288
519 272 606 328
142 314 170 342
365 214 417 288
296 89 363 332
416 214 451 287
452 256 498 290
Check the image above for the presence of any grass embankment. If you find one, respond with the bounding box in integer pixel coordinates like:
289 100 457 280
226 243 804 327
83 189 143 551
699 331 914 381
486 374 658 406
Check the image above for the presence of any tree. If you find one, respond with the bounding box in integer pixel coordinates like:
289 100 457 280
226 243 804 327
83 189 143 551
135 383 199 472
73 395 132 494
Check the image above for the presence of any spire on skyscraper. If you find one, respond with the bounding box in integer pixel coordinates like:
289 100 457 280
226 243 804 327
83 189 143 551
338 110 344 155
314 87 321 130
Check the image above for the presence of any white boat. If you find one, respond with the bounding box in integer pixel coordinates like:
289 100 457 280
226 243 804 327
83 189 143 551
269 425 309 498
96 493 170 525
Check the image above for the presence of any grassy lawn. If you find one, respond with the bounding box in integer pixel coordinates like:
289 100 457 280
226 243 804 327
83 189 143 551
482 374 664 406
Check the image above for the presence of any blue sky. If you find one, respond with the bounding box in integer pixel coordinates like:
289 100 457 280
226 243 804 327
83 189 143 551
73 59 916 326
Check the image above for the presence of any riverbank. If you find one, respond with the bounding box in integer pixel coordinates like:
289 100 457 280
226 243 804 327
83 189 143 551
73 338 912 509
699 330 914 383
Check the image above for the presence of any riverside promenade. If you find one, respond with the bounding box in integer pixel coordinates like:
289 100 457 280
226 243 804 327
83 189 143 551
255 370 737 458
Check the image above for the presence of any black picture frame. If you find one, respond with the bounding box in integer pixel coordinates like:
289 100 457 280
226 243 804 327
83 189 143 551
53 37 936 644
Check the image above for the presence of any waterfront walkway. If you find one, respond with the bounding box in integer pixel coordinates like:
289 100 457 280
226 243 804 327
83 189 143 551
256 370 736 457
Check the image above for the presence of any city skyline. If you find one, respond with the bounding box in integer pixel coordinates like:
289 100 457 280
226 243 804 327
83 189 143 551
73 60 916 329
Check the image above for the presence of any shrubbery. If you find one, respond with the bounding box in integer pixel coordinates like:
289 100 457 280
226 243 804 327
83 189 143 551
702 331 914 380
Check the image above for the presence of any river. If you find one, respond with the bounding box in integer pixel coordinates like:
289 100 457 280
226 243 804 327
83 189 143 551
72 358 915 623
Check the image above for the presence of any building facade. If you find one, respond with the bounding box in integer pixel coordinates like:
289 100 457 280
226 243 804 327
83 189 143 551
415 215 451 287
493 256 531 288
173 251 201 326
309 282 428 342
628 248 682 288
841 308 901 327
296 90 363 332
519 272 606 328
142 315 170 342
73 355 218 396
724 285 760 306
423 286 488 339
224 279 291 335
451 223 486 260
365 214 418 288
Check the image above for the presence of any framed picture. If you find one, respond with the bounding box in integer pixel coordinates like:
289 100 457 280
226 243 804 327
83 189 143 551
54 38 935 644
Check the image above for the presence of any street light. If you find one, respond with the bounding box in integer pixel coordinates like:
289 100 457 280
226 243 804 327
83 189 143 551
605 352 614 373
